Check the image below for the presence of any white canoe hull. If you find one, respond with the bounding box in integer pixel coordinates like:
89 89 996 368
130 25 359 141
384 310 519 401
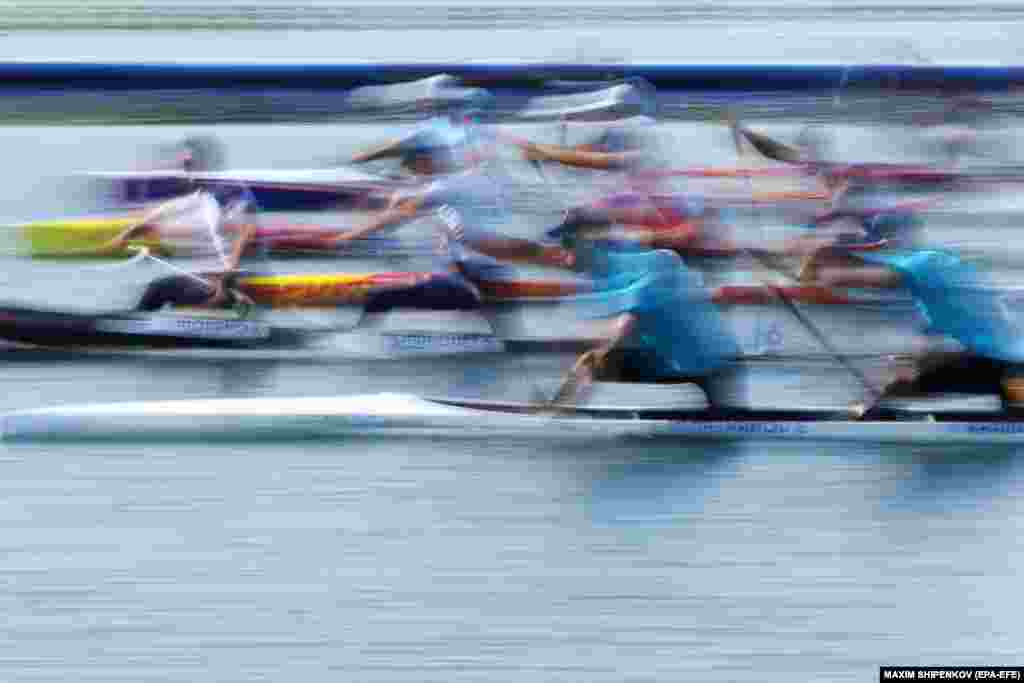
5 392 1024 445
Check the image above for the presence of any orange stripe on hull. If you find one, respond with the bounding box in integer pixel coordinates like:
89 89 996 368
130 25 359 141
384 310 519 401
238 272 423 306
478 280 592 300
236 273 592 306
750 191 830 203
713 285 857 306
240 270 868 308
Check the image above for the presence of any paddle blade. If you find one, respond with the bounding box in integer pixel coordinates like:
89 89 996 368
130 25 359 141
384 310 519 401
740 127 805 165
545 349 603 410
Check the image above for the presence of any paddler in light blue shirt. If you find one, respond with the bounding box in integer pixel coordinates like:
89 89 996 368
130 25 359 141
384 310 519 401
317 114 574 326
829 247 1024 418
553 247 743 413
351 109 471 166
338 103 573 269
351 94 507 178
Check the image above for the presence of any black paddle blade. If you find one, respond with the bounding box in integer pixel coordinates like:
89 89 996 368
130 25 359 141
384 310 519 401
740 127 805 165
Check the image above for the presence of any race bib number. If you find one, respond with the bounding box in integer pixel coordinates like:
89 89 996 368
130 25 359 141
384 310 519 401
753 320 784 353
436 203 466 254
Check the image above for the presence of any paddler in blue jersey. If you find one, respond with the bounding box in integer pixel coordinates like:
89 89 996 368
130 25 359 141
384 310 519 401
550 246 743 413
783 179 1024 416
805 244 1024 418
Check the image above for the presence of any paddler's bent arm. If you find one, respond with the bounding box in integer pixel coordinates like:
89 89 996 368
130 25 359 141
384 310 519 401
225 222 257 269
605 312 637 347
324 194 426 245
800 251 904 289
465 235 575 269
587 313 638 368
92 192 206 257
562 313 638 397
350 138 406 163
519 141 639 171
91 221 157 257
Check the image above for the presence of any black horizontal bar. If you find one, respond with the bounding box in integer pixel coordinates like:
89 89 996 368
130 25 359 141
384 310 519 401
1 62 1023 93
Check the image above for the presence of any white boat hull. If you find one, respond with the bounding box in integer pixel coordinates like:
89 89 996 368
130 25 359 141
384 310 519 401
5 392 1024 445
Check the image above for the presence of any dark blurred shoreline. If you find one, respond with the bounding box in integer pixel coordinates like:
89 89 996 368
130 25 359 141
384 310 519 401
2 89 1020 126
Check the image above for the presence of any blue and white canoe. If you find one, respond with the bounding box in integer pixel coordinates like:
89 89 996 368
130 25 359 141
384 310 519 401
4 384 1022 445
85 166 404 211
514 81 653 121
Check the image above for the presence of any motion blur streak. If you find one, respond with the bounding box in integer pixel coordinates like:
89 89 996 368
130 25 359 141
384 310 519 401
1 5 1023 682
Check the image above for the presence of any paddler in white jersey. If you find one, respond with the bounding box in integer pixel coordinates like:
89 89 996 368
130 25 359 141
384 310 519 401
92 180 257 258
100 189 258 313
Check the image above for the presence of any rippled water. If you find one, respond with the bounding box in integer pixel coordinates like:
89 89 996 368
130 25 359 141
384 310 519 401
2 430 1022 681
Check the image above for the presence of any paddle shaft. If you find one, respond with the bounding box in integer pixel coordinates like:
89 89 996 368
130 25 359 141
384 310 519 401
512 125 606 411
754 258 882 401
729 112 883 401
140 251 219 290
544 348 603 412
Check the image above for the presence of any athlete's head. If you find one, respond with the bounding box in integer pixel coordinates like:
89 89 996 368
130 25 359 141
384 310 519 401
400 145 456 176
177 136 226 172
396 118 466 175
447 89 494 124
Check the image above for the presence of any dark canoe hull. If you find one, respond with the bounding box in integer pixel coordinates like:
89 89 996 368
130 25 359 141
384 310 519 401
0 306 600 356
106 176 388 212
0 306 308 350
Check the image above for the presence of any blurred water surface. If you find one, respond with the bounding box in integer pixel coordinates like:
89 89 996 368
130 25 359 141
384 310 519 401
0 4 1021 64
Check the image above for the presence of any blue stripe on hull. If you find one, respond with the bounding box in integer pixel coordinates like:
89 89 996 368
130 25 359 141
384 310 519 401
110 178 372 211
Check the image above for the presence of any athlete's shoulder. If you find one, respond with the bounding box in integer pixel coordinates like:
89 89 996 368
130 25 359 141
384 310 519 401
856 247 957 270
